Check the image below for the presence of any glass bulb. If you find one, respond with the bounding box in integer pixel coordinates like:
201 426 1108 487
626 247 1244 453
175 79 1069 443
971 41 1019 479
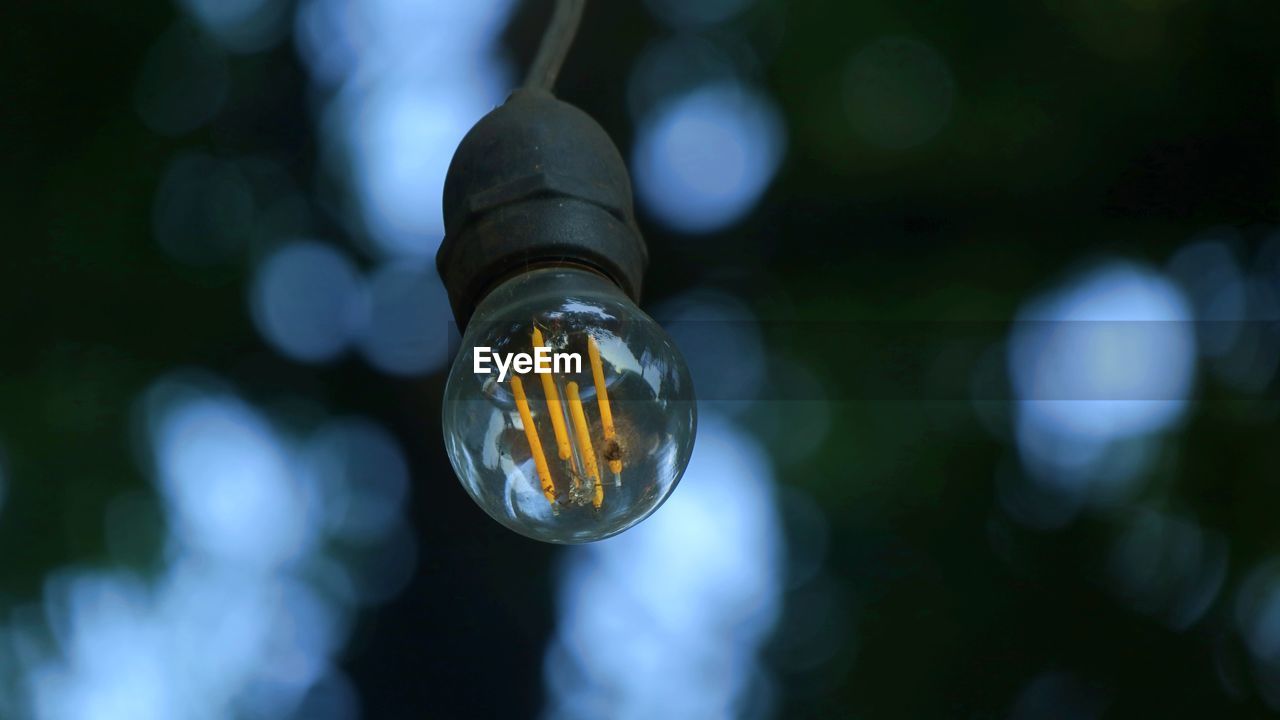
443 267 696 543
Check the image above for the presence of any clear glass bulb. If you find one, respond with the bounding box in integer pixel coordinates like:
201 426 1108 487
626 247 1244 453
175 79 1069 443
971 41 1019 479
443 266 696 543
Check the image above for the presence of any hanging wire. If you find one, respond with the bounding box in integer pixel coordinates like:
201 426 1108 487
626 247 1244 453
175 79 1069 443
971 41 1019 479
524 0 586 92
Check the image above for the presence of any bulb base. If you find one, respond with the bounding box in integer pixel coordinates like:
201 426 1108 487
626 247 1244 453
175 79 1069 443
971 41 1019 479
436 89 648 329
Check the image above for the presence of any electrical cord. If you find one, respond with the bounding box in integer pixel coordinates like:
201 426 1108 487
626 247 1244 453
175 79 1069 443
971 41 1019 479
524 0 586 92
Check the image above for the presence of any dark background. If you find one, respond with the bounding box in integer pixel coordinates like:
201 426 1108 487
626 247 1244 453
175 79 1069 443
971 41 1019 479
3 0 1280 718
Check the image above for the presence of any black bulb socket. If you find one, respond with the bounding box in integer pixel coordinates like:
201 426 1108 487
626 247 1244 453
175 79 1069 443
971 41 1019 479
436 89 649 330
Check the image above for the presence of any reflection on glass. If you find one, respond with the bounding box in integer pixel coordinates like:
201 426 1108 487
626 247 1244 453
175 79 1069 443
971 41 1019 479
443 268 696 543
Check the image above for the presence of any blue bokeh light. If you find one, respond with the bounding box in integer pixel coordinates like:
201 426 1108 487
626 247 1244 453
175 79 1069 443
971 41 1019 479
10 373 416 718
1167 236 1246 359
653 290 766 409
1238 561 1280 663
1107 509 1227 631
357 262 452 376
341 76 507 259
627 35 741 121
301 417 409 546
250 241 368 364
27 564 349 720
178 0 291 53
633 81 785 234
1010 261 1196 436
297 0 513 260
544 412 784 719
1236 560 1280 710
1008 261 1195 491
152 394 317 567
1167 232 1280 394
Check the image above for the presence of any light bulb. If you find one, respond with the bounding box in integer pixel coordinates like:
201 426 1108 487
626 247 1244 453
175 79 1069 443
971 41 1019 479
443 266 696 543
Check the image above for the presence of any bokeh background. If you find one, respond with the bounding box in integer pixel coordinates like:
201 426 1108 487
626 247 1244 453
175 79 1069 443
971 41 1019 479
4 0 1280 717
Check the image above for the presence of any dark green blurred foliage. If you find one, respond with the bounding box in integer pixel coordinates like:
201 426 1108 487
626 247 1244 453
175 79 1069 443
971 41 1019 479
4 0 1280 717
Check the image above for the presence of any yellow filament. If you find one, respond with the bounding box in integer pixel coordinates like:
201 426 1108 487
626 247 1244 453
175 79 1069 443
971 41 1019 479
587 336 622 475
511 376 556 505
566 381 603 509
531 326 572 461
